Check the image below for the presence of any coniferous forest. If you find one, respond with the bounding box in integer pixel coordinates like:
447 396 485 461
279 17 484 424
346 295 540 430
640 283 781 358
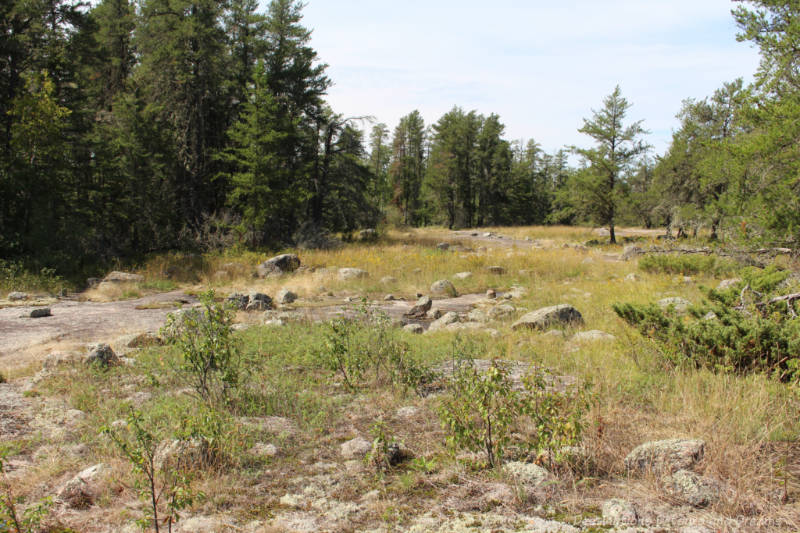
1 0 799 276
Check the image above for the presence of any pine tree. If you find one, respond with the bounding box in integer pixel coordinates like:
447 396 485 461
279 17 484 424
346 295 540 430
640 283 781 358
571 86 649 243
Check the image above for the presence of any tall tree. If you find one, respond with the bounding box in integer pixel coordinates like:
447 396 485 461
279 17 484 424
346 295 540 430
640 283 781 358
389 111 426 225
571 86 649 243
368 122 390 209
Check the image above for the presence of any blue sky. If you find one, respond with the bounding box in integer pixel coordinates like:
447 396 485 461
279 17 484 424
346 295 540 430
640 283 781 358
298 0 761 155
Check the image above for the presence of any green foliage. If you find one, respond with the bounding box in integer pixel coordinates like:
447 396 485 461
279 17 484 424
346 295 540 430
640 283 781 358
638 254 739 276
319 302 433 394
437 350 590 468
569 85 649 243
0 260 66 295
102 410 200 533
614 266 800 382
161 291 240 406
366 419 401 472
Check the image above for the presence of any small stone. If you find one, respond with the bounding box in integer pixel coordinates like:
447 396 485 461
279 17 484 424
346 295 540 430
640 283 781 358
428 308 443 320
256 254 301 277
249 443 278 458
602 498 638 526
396 406 419 418
665 469 720 508
467 308 488 323
454 272 472 280
225 293 249 310
487 266 506 275
154 438 211 471
85 344 119 367
658 297 692 313
340 437 372 459
486 289 497 299
625 273 639 282
30 308 52 318
338 268 369 280
276 288 297 305
512 304 583 331
246 292 272 311
430 279 457 297
487 304 515 321
384 294 396 301
58 463 109 509
403 323 424 334
7 291 28 301
717 278 742 290
405 296 432 318
625 438 705 474
380 276 398 285
503 461 552 488
427 312 459 332
437 242 450 251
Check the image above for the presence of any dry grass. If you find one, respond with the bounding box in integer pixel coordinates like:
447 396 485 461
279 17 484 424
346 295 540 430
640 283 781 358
3 225 799 531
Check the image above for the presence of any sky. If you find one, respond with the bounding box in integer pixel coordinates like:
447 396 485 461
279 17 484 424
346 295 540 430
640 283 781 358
298 0 762 156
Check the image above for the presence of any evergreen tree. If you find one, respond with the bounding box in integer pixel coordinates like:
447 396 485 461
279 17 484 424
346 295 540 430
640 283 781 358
389 111 426 226
570 86 649 243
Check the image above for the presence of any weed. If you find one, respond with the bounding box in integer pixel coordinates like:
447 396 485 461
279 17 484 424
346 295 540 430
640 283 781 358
438 349 590 468
366 419 402 472
102 410 200 533
319 301 433 394
161 290 240 406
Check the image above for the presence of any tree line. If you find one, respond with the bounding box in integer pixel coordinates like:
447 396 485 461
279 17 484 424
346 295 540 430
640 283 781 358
0 0 797 276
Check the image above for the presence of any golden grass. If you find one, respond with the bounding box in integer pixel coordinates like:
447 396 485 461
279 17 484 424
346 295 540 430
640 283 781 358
6 225 797 530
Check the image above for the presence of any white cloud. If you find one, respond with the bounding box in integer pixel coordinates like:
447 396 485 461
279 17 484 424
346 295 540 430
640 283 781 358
298 0 761 153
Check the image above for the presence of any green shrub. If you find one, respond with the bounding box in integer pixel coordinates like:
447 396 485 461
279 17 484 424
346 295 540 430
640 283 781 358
0 259 67 295
614 266 799 382
437 355 590 468
319 302 433 394
103 410 200 533
161 290 240 406
638 253 738 276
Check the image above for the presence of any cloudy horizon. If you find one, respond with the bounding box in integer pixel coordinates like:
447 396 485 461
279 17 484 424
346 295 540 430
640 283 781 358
299 0 761 155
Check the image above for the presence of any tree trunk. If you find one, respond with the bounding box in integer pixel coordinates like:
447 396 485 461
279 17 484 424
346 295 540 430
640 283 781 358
609 223 616 244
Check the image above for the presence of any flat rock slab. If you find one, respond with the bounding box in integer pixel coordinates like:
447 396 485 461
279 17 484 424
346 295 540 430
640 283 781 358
0 290 196 369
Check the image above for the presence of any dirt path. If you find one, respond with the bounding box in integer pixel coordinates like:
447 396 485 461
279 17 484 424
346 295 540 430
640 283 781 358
0 291 196 369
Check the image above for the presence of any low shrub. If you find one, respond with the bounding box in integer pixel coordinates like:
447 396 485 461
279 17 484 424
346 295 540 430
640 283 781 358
319 302 433 394
438 352 590 468
638 253 738 276
0 259 67 295
614 266 800 383
103 410 201 533
161 291 240 406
